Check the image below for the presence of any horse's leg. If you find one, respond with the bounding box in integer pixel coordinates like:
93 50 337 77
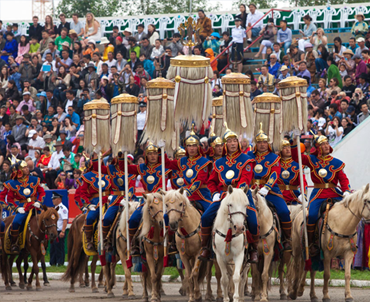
279 252 290 300
214 261 223 302
22 253 28 285
344 251 354 302
3 254 12 290
182 256 194 302
322 255 331 302
310 270 318 302
41 255 49 286
84 256 90 287
205 261 213 302
91 256 98 293
177 267 187 296
232 252 245 302
215 253 230 302
260 252 273 302
103 263 114 297
27 252 39 290
15 254 25 288
98 268 105 288
244 266 250 297
297 270 307 297
146 251 160 302
141 267 149 302
288 247 303 300
7 255 16 286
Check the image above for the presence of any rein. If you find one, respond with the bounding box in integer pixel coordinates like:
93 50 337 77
29 210 57 243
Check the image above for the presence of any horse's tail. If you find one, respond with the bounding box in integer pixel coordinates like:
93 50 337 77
190 258 208 285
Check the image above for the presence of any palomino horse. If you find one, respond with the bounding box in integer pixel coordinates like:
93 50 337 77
251 187 277 302
289 184 370 302
139 192 165 302
1 206 58 290
213 186 250 302
103 201 139 298
164 188 207 302
61 213 104 292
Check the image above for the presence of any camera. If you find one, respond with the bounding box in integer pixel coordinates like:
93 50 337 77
355 93 359 97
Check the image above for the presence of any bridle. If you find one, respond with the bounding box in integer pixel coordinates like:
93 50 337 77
227 204 248 226
347 197 370 221
166 199 186 221
148 198 163 220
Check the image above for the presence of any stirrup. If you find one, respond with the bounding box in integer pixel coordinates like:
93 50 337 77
86 241 95 251
198 248 211 261
11 244 20 253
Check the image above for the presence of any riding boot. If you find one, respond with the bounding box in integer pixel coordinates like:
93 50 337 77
249 234 259 263
10 229 20 253
102 225 112 252
198 226 212 261
0 231 5 250
281 221 292 252
167 229 178 255
129 228 140 256
307 224 318 257
84 224 95 251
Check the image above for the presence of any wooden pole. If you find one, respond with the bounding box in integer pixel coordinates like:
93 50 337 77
124 151 130 260
98 152 103 252
161 147 167 259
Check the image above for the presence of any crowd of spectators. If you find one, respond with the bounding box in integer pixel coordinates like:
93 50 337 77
0 6 369 190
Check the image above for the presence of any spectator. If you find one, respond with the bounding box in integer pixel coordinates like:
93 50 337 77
147 24 159 46
50 192 68 266
277 19 292 54
139 54 154 78
218 32 232 71
43 105 55 125
70 13 84 37
12 114 27 144
126 75 140 96
83 12 102 42
114 36 127 59
298 15 317 51
346 105 357 127
115 52 127 72
0 160 11 184
211 70 222 90
108 25 122 46
332 37 346 63
278 65 290 81
27 116 42 134
310 89 325 111
106 52 117 73
258 65 274 92
1 32 18 63
57 13 70 36
290 45 305 70
91 52 103 75
255 18 277 59
309 27 327 52
326 77 341 99
66 106 80 129
140 38 153 60
128 37 140 57
0 105 9 125
230 16 246 73
17 91 35 113
28 16 43 41
60 145 77 173
357 102 370 124
85 63 99 88
246 3 264 44
134 24 147 43
14 35 30 64
340 98 350 115
325 116 343 147
7 105 17 127
341 117 353 138
27 129 45 160
121 28 131 49
362 49 370 64
203 32 221 56
357 73 369 94
348 37 358 53
19 53 36 83
38 30 53 59
327 55 342 88
303 43 317 79
44 15 57 39
54 105 67 123
29 36 40 56
0 65 8 89
56 49 73 72
149 39 164 62
329 103 342 120
351 13 369 39
297 61 311 84
100 37 114 62
205 48 217 71
236 4 248 28
63 90 77 113
137 102 146 142
197 10 212 41
42 41 59 61
250 81 262 100
167 33 183 57
339 49 356 80
342 75 356 98
54 171 68 189
55 28 71 52
355 37 368 59
354 54 367 84
268 53 281 78
60 116 76 139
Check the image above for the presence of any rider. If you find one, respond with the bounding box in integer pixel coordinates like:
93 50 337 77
201 125 259 262
165 128 213 253
127 142 171 256
102 154 136 251
277 140 307 205
170 147 186 190
247 124 292 251
3 160 45 253
291 132 351 256
206 130 223 162
80 155 111 252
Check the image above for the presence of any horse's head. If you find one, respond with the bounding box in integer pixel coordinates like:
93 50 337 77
223 186 249 235
163 188 188 231
359 184 370 220
40 205 59 241
143 192 164 228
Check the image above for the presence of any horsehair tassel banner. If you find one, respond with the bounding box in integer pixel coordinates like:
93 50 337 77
253 93 283 151
83 99 110 154
221 73 254 138
111 93 139 155
167 55 212 128
142 78 177 152
278 76 308 132
211 96 225 138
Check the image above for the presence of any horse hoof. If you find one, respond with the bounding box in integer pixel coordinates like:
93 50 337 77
85 282 90 287
6 285 12 290
36 287 42 291
10 281 16 286
19 283 25 289
260 298 268 302
107 292 115 298
179 287 187 296
69 288 75 293
98 284 105 288
280 293 288 300
345 299 354 302
79 284 86 288
216 298 223 302
322 299 331 302
27 286 32 291
298 290 305 297
92 288 99 293
44 282 50 287
311 297 319 302
195 298 202 302
289 292 297 300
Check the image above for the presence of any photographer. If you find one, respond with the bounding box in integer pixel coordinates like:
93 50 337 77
349 88 366 114
325 116 343 147
19 54 36 84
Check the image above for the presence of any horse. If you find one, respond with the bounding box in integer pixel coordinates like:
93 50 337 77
250 186 277 302
213 186 250 302
289 184 370 302
61 212 104 292
1 205 59 290
103 201 139 298
139 192 166 302
163 188 208 302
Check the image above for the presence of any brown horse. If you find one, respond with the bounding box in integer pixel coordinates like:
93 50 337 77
1 205 59 290
139 192 165 302
103 201 140 298
61 213 104 292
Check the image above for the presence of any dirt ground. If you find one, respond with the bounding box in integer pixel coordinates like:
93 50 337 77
1 280 370 302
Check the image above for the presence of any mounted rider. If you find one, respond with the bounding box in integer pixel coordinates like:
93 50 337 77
201 124 259 262
170 147 186 190
290 132 351 256
102 153 136 251
80 155 111 252
206 130 223 163
277 139 308 205
1 159 45 253
127 142 171 256
247 125 292 251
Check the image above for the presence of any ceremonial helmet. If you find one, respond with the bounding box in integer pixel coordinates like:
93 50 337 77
254 123 272 152
145 141 159 153
208 126 223 149
174 147 186 159
9 158 28 180
184 124 200 146
279 139 291 156
311 132 332 156
222 122 238 143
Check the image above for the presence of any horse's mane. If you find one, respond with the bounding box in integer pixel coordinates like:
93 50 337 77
213 188 249 230
140 193 162 238
337 185 370 208
118 201 139 233
40 207 59 223
165 189 193 209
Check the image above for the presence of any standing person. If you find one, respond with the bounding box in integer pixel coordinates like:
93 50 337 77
29 16 43 42
70 13 84 38
197 10 213 41
246 3 264 44
137 101 146 143
277 19 292 54
236 4 248 28
298 15 317 52
57 13 70 36
49 192 68 266
43 15 57 39
147 24 159 46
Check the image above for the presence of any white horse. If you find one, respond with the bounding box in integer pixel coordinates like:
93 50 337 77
289 184 370 302
213 186 250 302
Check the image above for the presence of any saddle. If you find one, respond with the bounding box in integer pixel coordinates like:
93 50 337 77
4 210 33 254
191 200 204 215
